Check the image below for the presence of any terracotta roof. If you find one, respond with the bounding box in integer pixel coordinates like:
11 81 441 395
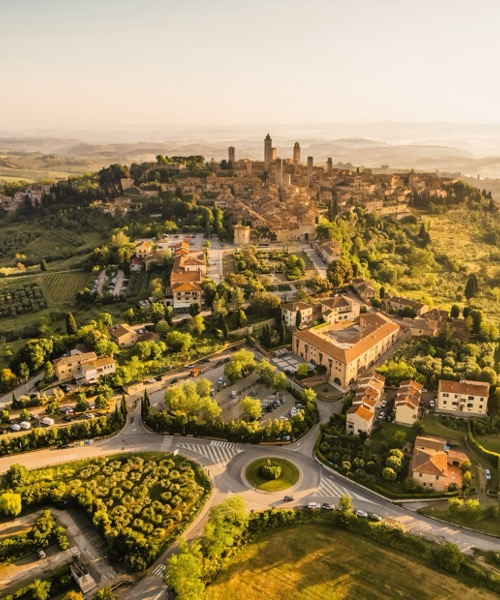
172 281 202 292
110 323 137 340
282 301 313 312
321 296 353 310
412 448 448 476
347 404 373 421
399 380 423 393
387 296 427 310
438 379 490 397
414 436 446 451
54 351 97 367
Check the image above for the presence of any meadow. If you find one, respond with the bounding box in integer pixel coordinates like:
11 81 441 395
205 524 497 600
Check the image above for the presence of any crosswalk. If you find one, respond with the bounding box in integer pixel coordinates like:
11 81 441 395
395 517 473 552
160 436 173 452
314 475 368 501
46 453 78 465
176 440 242 465
151 563 166 578
69 546 80 557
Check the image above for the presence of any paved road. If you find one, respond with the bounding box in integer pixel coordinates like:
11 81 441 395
1 385 499 598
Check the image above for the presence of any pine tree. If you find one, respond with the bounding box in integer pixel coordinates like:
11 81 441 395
65 312 78 336
120 394 127 417
40 259 48 272
11 392 17 410
295 310 302 328
261 325 272 349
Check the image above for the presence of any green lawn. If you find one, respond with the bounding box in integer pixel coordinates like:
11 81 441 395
418 506 500 537
476 434 500 454
42 271 93 303
245 458 299 492
205 524 496 600
421 414 467 440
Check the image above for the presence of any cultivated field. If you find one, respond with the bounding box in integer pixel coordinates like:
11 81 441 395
42 271 93 303
205 524 495 600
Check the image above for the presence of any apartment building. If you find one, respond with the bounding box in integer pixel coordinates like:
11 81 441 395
436 379 490 418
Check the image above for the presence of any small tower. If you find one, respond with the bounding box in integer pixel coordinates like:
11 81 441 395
293 142 301 166
233 223 251 247
264 133 273 171
228 146 235 164
327 157 333 171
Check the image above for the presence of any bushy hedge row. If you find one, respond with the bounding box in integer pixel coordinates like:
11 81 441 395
0 411 125 457
0 564 76 600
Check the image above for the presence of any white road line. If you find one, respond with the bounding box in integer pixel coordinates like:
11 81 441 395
160 436 173 451
46 453 78 465
177 442 242 464
152 563 166 577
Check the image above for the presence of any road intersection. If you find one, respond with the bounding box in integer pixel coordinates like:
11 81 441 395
0 387 498 599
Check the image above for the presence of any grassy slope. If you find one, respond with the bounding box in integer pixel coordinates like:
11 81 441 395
205 525 495 600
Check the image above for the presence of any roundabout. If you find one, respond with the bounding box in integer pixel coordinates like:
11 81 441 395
244 456 300 492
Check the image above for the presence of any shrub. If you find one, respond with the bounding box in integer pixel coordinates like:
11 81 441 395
259 461 282 481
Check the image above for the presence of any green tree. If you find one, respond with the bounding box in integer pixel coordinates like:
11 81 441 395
450 304 460 318
326 258 353 288
5 464 28 488
30 579 51 600
295 310 302 328
189 314 205 336
260 325 272 349
236 308 247 328
447 497 463 516
0 408 10 423
435 542 464 574
464 273 478 300
336 494 353 515
239 396 262 421
382 467 397 481
66 312 78 336
201 495 248 563
63 592 84 600
18 362 30 382
464 499 484 521
43 360 55 382
166 331 193 353
250 291 281 316
165 539 205 600
296 363 308 378
189 302 201 317
0 491 22 516
224 348 257 383
40 259 48 272
92 587 115 600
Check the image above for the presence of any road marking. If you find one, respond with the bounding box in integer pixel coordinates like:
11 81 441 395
46 453 78 465
315 476 367 501
160 436 173 451
177 441 242 465
152 563 166 578
69 546 80 557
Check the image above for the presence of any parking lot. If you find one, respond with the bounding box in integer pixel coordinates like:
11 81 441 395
271 352 303 373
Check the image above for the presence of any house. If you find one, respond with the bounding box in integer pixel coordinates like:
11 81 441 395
80 357 116 384
405 317 438 338
314 239 341 263
135 240 154 259
410 436 468 492
70 560 96 594
123 380 145 395
281 301 314 328
292 313 399 391
110 323 139 348
352 278 377 303
384 295 429 317
53 352 116 384
130 257 144 272
346 373 385 436
320 295 360 325
436 379 490 418
394 380 422 426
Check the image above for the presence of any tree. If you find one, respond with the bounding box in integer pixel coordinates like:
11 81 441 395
0 491 22 516
260 325 272 349
0 408 9 423
18 362 30 382
239 396 262 421
382 467 397 481
201 495 248 562
257 360 277 387
30 579 51 600
464 499 484 521
302 387 317 404
65 312 78 336
166 331 193 353
63 592 84 600
250 291 281 316
189 314 205 336
5 464 28 488
43 361 55 382
40 259 48 272
464 273 478 300
326 258 353 288
447 497 463 516
92 588 114 600
165 539 205 600
296 363 308 378
236 309 247 328
189 302 201 317
224 349 257 383
435 542 464 574
336 494 353 515
450 304 460 319
75 393 89 413
295 310 302 328
20 408 31 421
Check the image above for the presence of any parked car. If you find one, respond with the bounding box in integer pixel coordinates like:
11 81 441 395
283 495 295 502
63 416 73 422
386 414 393 422
36 548 46 559
85 413 94 419
60 384 70 393
250 390 257 396
377 412 385 420
322 503 334 510
485 468 492 480
429 399 435 408
231 390 237 398
369 513 382 522
146 378 156 384
10 424 21 431
308 502 321 510
170 378 179 385
355 509 369 518
381 399 387 407
200 357 211 363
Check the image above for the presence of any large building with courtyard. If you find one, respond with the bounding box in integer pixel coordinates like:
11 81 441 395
292 313 400 391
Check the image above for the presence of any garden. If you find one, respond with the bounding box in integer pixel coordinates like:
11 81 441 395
0 283 46 319
245 457 299 492
1 452 211 571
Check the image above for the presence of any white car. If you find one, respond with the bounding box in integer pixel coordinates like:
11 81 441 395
10 423 21 431
429 399 435 408
355 509 369 518
485 469 492 481
308 502 321 510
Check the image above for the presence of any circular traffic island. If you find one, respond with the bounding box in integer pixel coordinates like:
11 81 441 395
245 457 300 492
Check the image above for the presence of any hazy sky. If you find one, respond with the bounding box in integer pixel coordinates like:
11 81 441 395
2 0 500 130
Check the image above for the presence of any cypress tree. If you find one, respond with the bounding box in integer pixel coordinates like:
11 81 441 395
65 312 78 336
464 274 478 300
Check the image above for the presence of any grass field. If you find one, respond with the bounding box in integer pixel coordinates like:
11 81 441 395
418 507 500 537
245 458 299 492
476 434 500 454
421 414 467 439
205 525 495 600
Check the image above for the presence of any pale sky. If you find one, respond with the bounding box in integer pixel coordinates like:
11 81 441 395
2 0 500 130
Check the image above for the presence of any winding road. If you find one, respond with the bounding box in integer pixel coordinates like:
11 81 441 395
0 390 498 599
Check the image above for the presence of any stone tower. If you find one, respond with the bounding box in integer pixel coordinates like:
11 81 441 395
228 146 235 164
233 223 251 247
293 142 301 166
275 158 283 186
327 157 333 171
264 133 273 172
